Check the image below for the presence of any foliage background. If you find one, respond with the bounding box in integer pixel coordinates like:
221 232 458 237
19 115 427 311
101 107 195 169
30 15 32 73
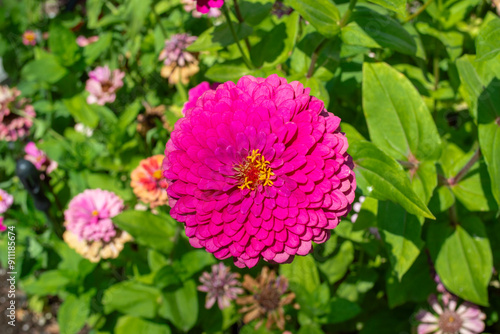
1 0 500 333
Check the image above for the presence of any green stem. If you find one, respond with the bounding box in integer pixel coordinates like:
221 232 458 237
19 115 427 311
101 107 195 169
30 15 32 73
404 0 435 23
306 39 329 79
233 0 252 52
448 148 481 186
340 0 358 28
222 4 254 69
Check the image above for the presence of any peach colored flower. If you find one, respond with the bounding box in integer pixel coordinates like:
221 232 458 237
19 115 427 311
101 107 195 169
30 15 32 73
131 155 169 208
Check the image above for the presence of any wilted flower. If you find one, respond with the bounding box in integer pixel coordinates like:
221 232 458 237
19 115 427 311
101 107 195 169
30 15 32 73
74 123 94 137
236 267 295 330
416 294 486 334
181 0 221 17
272 1 293 18
131 155 169 208
76 35 99 47
198 262 243 309
22 30 37 46
0 86 36 142
163 74 356 268
0 217 6 232
159 33 199 85
24 142 58 175
42 0 60 18
63 189 130 262
136 102 171 136
183 81 220 115
0 189 14 214
195 0 224 14
85 66 125 105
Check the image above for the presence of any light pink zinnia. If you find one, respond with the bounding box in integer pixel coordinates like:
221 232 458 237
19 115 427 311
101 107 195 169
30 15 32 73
198 262 243 309
22 30 37 46
159 33 197 67
163 74 356 268
0 217 6 232
195 0 224 14
0 86 36 141
416 294 486 334
182 82 220 115
85 66 125 105
76 35 99 47
0 189 14 214
24 142 58 174
64 189 124 242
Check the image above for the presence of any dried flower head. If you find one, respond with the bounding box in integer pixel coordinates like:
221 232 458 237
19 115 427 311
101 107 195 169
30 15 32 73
163 74 356 268
416 294 486 334
236 267 295 330
159 33 199 85
272 1 293 18
131 155 169 208
198 262 243 309
136 102 170 136
85 66 125 105
0 86 36 141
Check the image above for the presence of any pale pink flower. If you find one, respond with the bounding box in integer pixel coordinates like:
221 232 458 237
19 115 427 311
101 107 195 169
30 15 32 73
0 189 13 214
198 262 243 309
24 142 58 174
0 217 6 232
74 123 94 137
0 86 35 141
76 35 99 47
85 66 125 105
22 30 37 46
416 294 486 334
64 189 124 242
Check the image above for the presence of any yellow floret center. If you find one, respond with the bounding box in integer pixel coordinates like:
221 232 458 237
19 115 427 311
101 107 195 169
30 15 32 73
153 170 163 180
25 33 35 42
0 195 3 201
235 149 274 190
92 210 99 216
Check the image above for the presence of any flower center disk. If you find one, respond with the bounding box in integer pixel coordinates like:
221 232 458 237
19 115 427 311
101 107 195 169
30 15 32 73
438 310 462 333
235 149 274 190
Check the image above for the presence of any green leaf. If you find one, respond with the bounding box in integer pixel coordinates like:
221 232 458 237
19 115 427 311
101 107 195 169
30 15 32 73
115 316 171 334
113 210 176 254
415 22 463 61
62 94 100 128
83 32 112 66
280 254 320 294
367 0 406 15
158 280 198 331
317 240 354 284
250 12 299 68
303 77 329 106
58 294 91 334
298 324 325 334
86 172 134 201
126 0 152 37
362 62 442 162
349 140 435 219
188 22 253 52
285 0 340 38
22 54 68 84
411 160 437 205
476 16 500 61
177 249 216 279
48 22 80 66
154 266 182 289
22 270 71 296
205 61 253 82
87 0 104 29
103 281 161 318
478 120 500 209
378 201 424 280
342 7 416 56
336 268 378 302
428 216 492 306
325 298 361 324
238 0 274 26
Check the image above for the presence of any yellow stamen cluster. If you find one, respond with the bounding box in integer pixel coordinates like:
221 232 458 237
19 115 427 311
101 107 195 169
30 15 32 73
236 149 274 190
92 210 99 216
153 170 163 180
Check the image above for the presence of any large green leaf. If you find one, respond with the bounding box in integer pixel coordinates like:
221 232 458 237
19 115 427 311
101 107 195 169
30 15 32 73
427 216 492 306
324 298 361 324
476 16 500 62
188 22 253 52
62 94 100 129
115 316 171 334
103 281 161 318
342 7 416 56
113 210 176 254
415 22 463 61
22 54 68 84
48 22 80 66
349 140 434 219
158 280 198 331
411 160 437 205
126 0 152 37
280 254 320 294
378 201 424 280
367 0 406 15
84 32 112 66
362 62 441 162
22 270 71 296
205 61 254 82
58 294 91 334
87 0 104 29
317 240 354 284
237 0 274 26
250 12 299 68
285 0 340 38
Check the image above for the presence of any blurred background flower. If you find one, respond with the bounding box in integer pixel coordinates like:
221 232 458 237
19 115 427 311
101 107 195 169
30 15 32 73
86 66 125 105
0 189 13 213
0 85 35 141
130 155 169 208
159 33 198 84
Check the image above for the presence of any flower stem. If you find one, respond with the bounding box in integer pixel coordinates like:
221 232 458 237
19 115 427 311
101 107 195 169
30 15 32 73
448 148 481 186
306 38 328 79
222 4 254 69
404 0 435 23
340 0 358 28
233 0 252 52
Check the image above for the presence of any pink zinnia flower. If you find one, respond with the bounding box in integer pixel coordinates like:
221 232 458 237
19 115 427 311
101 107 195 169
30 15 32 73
416 294 486 334
183 82 220 115
181 0 221 17
0 217 6 232
131 155 169 208
0 189 14 214
195 0 224 14
22 30 37 46
76 35 99 47
0 86 36 142
198 262 243 309
24 142 58 175
162 74 356 268
85 66 125 105
64 189 124 242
